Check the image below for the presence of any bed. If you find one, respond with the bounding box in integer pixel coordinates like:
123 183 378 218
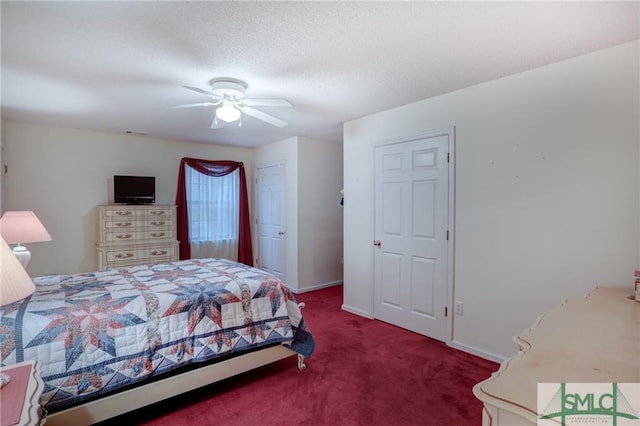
0 258 314 425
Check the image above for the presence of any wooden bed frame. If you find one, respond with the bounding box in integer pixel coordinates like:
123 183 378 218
46 345 306 425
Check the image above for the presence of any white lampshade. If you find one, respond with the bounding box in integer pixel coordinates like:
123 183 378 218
0 211 52 268
216 103 241 123
0 236 36 306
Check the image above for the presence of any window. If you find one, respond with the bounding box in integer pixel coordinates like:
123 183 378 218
176 158 252 265
185 166 239 260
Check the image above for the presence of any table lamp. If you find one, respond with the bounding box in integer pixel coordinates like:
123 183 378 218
0 211 52 268
0 235 36 387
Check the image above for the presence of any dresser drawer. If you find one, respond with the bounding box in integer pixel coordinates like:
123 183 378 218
105 246 177 262
99 244 178 268
101 206 175 219
147 229 174 240
104 208 146 218
104 248 145 263
102 217 174 228
147 218 173 228
103 229 174 243
146 208 173 217
103 231 148 243
147 245 177 259
104 219 148 229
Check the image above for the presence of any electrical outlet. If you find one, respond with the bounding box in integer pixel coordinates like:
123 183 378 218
455 301 463 315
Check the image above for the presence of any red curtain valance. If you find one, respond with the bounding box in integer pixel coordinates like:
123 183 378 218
175 157 253 266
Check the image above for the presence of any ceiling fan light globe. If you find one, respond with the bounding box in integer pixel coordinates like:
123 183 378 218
216 104 241 123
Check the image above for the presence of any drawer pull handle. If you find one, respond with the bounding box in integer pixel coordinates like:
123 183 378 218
150 221 165 226
115 211 132 216
115 222 132 227
116 234 132 239
151 232 165 238
150 211 165 215
151 250 167 256
115 252 134 259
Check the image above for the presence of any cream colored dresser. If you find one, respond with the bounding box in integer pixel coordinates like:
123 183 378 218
96 205 180 269
472 287 639 425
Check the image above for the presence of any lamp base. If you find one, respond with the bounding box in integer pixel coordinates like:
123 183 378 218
12 245 31 269
0 372 10 388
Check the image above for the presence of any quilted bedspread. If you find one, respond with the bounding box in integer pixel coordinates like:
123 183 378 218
0 258 314 413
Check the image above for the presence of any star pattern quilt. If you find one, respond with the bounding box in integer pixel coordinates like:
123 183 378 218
0 258 314 413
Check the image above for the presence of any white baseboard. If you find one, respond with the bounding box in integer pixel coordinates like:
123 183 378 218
341 303 374 319
292 283 505 365
449 340 505 364
293 280 342 294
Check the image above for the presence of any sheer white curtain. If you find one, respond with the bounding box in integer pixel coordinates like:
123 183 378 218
185 166 239 261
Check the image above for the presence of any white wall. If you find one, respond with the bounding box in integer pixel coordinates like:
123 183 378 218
297 137 343 291
343 41 639 360
254 136 343 292
2 121 253 277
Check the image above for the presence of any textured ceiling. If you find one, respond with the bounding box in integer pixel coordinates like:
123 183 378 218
1 1 638 147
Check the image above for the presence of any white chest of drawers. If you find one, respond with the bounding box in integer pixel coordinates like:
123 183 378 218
96 205 180 269
472 287 639 426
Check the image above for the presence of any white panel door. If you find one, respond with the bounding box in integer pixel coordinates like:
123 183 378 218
256 163 286 282
374 134 449 341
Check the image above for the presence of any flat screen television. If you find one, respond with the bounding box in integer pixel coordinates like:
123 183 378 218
114 175 155 205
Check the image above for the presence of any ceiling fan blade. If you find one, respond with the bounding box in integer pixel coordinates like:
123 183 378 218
182 85 213 96
242 107 288 127
170 102 218 109
242 98 291 107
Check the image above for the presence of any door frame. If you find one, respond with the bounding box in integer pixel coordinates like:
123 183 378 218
254 160 287 280
371 127 455 345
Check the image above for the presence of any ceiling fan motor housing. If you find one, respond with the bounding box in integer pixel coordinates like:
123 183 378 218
210 81 246 99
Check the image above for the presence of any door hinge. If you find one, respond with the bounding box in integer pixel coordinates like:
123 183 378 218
446 230 449 240
445 307 448 317
447 152 450 163
256 218 258 224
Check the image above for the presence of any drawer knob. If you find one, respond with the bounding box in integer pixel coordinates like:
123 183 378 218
150 221 165 226
115 222 132 227
150 211 165 215
115 252 134 259
151 250 168 256
115 211 132 216
151 232 165 238
116 234 132 239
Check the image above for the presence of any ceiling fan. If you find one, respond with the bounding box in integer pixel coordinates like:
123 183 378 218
178 80 291 129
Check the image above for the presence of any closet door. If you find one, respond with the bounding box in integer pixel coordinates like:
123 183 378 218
373 132 450 341
256 163 286 282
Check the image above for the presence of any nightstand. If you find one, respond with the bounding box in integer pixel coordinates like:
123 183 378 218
0 360 45 426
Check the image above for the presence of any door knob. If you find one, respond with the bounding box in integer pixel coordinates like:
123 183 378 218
373 240 382 247
278 231 285 236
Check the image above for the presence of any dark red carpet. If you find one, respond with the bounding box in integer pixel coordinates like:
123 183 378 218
108 285 498 425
